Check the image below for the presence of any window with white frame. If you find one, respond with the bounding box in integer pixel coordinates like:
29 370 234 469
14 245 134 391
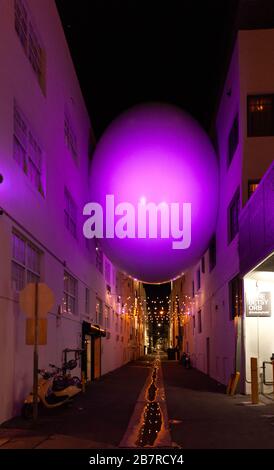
13 102 44 196
64 110 77 162
12 231 41 292
14 0 45 89
63 271 78 315
64 187 77 238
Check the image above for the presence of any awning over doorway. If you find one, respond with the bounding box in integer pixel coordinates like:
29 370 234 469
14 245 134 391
82 321 106 337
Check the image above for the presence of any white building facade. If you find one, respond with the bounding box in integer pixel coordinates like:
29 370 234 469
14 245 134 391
172 28 274 392
0 0 145 424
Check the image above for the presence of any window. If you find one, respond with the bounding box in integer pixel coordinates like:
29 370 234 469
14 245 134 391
13 102 27 172
13 102 44 195
28 22 42 81
96 245 103 274
28 131 42 193
64 188 77 238
209 235 216 272
12 231 41 291
198 310 202 333
228 188 240 243
105 305 110 329
201 256 205 274
105 260 111 284
96 297 103 325
196 268 201 291
64 110 77 162
15 0 27 51
247 94 274 137
229 275 242 320
248 179 260 199
85 288 90 315
14 0 45 89
228 114 239 165
63 271 77 315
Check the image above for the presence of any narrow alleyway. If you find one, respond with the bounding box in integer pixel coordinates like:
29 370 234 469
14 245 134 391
1 356 274 449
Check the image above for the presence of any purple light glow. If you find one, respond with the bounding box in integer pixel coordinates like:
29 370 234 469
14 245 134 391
88 103 219 283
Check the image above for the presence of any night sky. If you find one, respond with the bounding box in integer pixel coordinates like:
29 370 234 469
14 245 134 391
55 0 240 138
55 0 240 299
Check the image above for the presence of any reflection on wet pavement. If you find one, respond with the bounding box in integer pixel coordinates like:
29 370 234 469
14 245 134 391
136 359 163 447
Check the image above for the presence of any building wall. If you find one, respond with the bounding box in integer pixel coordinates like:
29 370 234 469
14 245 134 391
173 29 274 389
239 29 274 204
0 0 145 424
239 159 274 393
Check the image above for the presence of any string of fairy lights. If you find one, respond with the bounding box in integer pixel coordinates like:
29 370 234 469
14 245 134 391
101 287 198 328
146 296 170 325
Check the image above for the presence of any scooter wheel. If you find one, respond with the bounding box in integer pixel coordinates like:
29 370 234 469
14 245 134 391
21 403 33 420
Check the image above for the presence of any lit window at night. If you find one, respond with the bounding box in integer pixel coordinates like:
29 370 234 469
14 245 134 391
13 102 45 196
14 0 45 89
63 271 78 315
247 94 274 136
248 179 260 199
64 187 77 238
11 231 41 291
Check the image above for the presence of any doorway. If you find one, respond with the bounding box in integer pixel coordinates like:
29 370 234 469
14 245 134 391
82 322 105 381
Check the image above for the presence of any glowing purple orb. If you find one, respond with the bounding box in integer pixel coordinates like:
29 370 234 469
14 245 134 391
88 103 218 283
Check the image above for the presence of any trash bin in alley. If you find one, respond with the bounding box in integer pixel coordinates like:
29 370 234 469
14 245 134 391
167 348 176 360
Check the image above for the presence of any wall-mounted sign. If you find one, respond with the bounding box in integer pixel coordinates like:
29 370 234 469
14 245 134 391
246 291 271 317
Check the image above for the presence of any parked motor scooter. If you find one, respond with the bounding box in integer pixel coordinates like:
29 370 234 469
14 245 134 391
22 359 82 419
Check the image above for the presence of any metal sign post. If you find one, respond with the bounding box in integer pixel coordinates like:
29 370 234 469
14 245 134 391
19 282 55 422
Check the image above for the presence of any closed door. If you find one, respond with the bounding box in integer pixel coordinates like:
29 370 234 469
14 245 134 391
93 337 101 379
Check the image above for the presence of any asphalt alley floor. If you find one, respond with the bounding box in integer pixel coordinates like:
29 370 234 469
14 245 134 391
1 356 274 449
162 360 274 449
0 358 151 449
